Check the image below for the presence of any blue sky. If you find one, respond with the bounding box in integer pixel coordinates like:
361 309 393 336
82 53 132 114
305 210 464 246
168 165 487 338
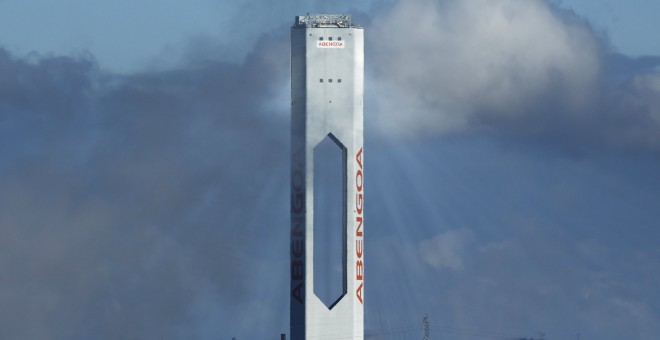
557 0 660 56
1 0 658 72
1 0 659 339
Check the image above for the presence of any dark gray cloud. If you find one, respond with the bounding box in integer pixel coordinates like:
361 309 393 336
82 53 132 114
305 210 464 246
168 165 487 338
0 30 290 339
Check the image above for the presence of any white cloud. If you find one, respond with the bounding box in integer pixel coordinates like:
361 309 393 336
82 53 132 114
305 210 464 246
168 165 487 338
369 0 601 135
419 228 473 270
632 73 660 123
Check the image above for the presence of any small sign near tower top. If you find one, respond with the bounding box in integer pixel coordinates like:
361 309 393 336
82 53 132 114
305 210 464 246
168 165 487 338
316 40 345 48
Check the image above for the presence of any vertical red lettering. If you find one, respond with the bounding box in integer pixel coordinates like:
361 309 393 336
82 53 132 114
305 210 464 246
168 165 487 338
356 147 363 170
355 146 364 304
356 192 363 214
355 216 363 237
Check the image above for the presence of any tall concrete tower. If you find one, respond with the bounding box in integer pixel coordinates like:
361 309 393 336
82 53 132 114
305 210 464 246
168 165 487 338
290 14 364 340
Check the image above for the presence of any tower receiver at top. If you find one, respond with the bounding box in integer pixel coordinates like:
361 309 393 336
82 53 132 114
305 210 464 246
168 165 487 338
294 14 359 28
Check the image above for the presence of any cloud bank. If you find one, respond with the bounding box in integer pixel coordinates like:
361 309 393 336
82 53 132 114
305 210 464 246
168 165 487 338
0 32 291 339
368 0 660 152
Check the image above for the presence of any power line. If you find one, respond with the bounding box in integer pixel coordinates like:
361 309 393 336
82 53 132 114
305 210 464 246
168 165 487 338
423 314 430 340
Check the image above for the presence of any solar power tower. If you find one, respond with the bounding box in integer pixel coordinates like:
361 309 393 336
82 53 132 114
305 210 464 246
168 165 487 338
290 14 364 340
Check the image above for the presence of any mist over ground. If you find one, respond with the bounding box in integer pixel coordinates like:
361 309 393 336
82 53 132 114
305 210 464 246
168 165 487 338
1 0 659 339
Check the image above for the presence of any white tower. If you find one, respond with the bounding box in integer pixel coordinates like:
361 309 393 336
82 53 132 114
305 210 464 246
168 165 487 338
290 14 364 340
